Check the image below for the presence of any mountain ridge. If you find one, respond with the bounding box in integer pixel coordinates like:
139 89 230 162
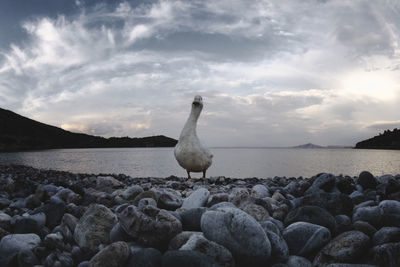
355 128 400 150
0 107 177 152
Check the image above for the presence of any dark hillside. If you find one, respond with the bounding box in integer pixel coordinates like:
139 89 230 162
355 128 400 150
0 108 177 151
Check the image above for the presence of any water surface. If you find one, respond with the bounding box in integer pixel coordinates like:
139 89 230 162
0 147 399 178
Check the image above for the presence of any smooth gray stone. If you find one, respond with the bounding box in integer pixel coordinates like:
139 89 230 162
313 231 370 265
121 185 144 200
260 220 281 235
357 171 377 190
0 233 41 258
17 249 39 267
334 214 352 234
372 227 400 246
201 206 271 265
326 264 379 267
287 255 312 267
284 205 336 232
206 193 229 207
180 234 234 267
157 189 183 211
371 242 400 267
110 222 131 243
180 207 207 231
283 221 331 256
353 206 381 227
251 184 270 198
182 188 210 210
138 198 157 209
266 230 289 263
241 203 270 222
352 221 377 237
379 200 400 226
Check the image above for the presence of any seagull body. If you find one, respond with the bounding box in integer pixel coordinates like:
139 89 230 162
174 95 213 179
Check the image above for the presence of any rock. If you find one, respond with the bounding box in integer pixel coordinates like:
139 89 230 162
266 230 289 263
313 231 370 265
284 205 336 232
357 171 377 190
0 212 12 231
228 187 249 205
168 231 202 250
201 206 271 266
372 227 400 246
325 264 379 267
62 213 78 233
44 232 65 250
307 173 336 193
352 221 377 237
162 250 219 267
336 177 355 194
138 198 157 209
353 206 381 227
89 241 130 267
272 191 286 202
210 201 236 210
180 207 207 231
283 221 331 256
96 176 124 189
241 203 270 222
260 220 281 235
25 194 42 209
300 192 353 216
133 191 158 206
121 185 143 200
182 188 210 210
126 247 162 267
251 184 270 198
13 214 44 234
371 242 400 267
334 215 352 235
349 191 367 205
110 222 131 243
207 193 229 207
379 200 400 226
74 204 117 250
17 249 40 267
0 233 41 263
158 190 183 210
180 233 234 267
43 251 73 267
34 196 66 229
287 255 312 267
117 205 182 249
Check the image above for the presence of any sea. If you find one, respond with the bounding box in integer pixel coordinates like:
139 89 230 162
0 147 399 178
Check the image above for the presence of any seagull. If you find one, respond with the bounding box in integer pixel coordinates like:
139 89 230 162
174 95 213 179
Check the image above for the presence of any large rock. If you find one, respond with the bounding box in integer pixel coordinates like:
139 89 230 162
313 231 370 265
266 230 289 263
74 204 117 250
34 196 66 229
121 185 143 201
357 171 377 190
283 221 331 257
371 242 400 267
287 255 312 267
180 207 207 231
353 206 381 227
284 205 336 232
306 173 336 193
180 233 234 267
0 233 41 264
201 206 271 266
379 200 400 226
372 227 400 246
241 203 270 222
251 184 270 198
117 205 182 249
96 176 124 189
182 188 210 210
299 192 353 216
158 190 183 210
89 241 130 267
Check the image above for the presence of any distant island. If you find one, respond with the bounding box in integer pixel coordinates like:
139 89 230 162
355 128 400 150
0 107 177 152
292 143 353 149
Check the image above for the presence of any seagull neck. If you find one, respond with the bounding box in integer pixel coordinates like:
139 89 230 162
180 107 201 138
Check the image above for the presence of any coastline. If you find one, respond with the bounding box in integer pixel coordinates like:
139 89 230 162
0 164 399 266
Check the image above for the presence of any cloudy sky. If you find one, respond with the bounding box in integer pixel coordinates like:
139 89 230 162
1 0 399 147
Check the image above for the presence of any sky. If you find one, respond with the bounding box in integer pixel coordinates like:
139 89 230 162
0 0 400 147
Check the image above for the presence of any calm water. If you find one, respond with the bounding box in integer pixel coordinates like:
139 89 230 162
0 147 400 178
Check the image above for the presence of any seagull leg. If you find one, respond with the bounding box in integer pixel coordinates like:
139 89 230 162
187 170 191 179
202 170 206 179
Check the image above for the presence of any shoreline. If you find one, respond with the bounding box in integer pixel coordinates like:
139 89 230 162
0 164 399 266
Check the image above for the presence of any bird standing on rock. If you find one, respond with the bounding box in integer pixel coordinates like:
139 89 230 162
174 95 213 179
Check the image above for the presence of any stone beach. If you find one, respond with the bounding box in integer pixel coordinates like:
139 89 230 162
0 164 400 267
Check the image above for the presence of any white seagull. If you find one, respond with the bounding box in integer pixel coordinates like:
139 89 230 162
174 95 213 179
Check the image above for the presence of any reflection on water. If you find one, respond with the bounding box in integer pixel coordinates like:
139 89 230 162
0 147 400 178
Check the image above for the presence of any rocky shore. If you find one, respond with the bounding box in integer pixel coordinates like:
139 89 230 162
0 164 399 267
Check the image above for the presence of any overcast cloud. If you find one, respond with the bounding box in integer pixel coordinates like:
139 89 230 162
0 0 400 146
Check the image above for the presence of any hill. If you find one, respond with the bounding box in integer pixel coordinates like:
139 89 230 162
355 128 400 150
0 107 177 152
292 143 324 149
